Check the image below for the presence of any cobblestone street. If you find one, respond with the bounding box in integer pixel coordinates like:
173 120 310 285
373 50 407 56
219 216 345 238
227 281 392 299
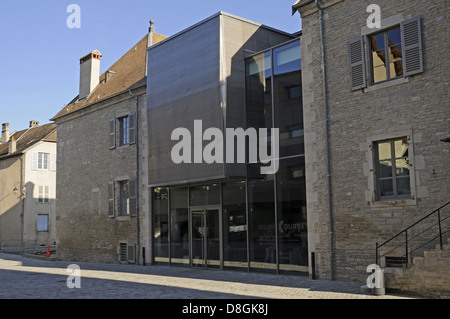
0 253 417 300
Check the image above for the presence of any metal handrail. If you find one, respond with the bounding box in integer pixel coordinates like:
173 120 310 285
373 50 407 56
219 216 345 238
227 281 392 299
376 201 450 266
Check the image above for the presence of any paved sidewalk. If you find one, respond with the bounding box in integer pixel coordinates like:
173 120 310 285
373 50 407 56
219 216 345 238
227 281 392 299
0 252 418 299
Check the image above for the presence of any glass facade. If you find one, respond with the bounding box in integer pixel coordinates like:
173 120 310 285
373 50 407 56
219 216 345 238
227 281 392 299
151 39 307 274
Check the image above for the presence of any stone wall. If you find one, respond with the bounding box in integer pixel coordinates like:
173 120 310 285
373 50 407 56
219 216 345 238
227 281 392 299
297 0 450 281
55 86 148 263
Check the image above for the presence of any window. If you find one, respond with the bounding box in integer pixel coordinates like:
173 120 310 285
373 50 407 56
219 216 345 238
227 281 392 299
349 16 423 91
37 214 49 232
369 27 403 84
32 152 56 171
115 113 136 147
119 116 129 146
38 153 49 170
118 181 130 216
117 180 136 217
38 185 50 203
374 138 411 199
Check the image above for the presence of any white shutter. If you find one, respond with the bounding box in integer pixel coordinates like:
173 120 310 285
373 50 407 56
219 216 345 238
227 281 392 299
32 152 38 170
50 153 56 171
348 36 367 90
401 16 423 76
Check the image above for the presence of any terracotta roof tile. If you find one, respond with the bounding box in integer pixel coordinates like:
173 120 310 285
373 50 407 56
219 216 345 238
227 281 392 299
52 33 167 120
0 123 57 159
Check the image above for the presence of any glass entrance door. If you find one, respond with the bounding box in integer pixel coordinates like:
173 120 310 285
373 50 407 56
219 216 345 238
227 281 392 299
190 208 221 269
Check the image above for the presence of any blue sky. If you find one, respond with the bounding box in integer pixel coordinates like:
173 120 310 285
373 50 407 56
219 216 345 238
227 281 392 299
0 0 301 132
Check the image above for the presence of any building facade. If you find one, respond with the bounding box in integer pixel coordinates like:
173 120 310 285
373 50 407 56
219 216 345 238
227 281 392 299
146 12 307 274
293 0 449 285
52 30 167 263
0 121 57 251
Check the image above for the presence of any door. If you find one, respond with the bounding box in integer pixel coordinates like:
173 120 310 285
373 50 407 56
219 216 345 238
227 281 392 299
190 208 221 269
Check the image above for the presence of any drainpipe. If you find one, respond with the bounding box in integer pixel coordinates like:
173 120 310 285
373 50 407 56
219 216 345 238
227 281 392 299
315 0 335 280
129 88 140 265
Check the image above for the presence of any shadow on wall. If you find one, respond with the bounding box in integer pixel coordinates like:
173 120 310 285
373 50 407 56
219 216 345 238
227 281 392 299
0 181 56 253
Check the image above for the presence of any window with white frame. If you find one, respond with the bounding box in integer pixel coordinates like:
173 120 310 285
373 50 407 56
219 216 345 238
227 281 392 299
38 185 50 203
38 153 49 170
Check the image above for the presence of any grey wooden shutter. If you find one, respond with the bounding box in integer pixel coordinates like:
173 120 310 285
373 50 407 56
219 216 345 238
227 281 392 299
127 244 136 263
401 16 423 76
129 113 136 145
109 119 116 149
128 179 137 217
108 182 115 217
348 36 367 90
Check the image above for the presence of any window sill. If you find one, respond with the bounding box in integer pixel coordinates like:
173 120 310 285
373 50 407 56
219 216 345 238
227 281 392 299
370 197 416 208
364 76 409 93
115 215 132 221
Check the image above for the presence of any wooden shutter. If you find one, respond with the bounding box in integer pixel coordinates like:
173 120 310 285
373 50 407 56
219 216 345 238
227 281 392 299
127 244 136 263
129 113 136 145
108 182 115 217
109 119 116 149
128 179 137 217
32 152 38 170
401 16 423 76
50 153 56 171
348 36 367 90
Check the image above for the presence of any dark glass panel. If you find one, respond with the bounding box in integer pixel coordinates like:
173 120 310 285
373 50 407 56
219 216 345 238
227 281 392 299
248 163 276 272
277 157 308 273
170 187 189 266
190 183 220 206
153 187 169 263
222 181 247 270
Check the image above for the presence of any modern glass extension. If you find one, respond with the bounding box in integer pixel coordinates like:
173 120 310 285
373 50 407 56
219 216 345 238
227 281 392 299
152 38 307 274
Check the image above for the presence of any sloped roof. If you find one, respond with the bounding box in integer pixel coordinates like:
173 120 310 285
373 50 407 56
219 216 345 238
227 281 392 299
0 123 57 159
51 32 167 121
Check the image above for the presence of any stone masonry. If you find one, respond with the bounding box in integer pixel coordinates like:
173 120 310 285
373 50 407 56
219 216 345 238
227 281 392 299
296 0 449 283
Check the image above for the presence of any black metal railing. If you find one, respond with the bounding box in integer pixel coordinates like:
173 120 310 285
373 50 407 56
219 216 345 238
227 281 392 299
376 201 450 267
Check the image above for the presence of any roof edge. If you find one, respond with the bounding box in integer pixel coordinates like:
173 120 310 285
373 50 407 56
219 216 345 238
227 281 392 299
149 11 294 51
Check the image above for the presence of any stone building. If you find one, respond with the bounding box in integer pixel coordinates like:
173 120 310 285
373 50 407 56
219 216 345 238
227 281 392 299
0 121 57 251
51 26 167 263
293 0 449 294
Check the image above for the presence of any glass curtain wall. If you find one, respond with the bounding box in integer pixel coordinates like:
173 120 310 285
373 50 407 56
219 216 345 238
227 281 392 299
153 187 169 264
170 187 189 266
222 181 247 270
246 38 306 273
151 39 306 274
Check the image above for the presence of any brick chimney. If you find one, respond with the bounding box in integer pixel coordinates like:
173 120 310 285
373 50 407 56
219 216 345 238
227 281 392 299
1 123 10 143
79 50 102 100
8 136 16 154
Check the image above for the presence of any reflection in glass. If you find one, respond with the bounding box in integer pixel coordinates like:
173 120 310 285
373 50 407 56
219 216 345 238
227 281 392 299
370 27 403 84
246 51 272 146
223 181 247 269
397 177 411 195
170 187 189 266
277 157 308 272
248 163 276 272
153 187 169 263
375 138 410 199
273 40 304 158
377 142 391 160
190 184 220 206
